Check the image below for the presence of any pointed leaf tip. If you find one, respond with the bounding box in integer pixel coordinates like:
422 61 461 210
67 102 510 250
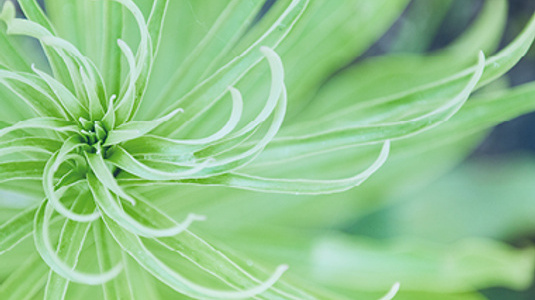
0 1 15 22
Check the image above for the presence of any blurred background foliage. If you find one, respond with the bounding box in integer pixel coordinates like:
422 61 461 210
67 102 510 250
353 0 535 298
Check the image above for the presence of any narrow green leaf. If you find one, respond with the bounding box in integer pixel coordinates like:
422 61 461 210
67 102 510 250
0 69 68 118
106 0 153 123
149 0 264 115
274 0 409 113
258 52 485 163
156 0 308 136
18 0 55 33
0 254 49 300
0 118 77 140
444 0 507 56
0 137 61 157
147 0 169 56
41 36 106 118
104 108 182 146
34 199 123 285
99 1 123 96
85 151 137 206
0 20 32 71
113 38 138 124
121 135 203 158
379 283 400 300
44 196 94 300
0 160 46 183
114 195 315 300
0 204 38 255
107 146 208 181
87 172 205 238
43 136 100 223
93 219 132 300
31 65 89 120
2 1 76 92
102 212 291 300
121 86 245 158
123 141 389 195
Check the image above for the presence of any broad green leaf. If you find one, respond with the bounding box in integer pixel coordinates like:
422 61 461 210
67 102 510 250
0 86 28 122
388 0 453 53
123 254 161 300
357 156 535 244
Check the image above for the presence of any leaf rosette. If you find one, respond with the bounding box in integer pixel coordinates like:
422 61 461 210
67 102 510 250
0 0 534 299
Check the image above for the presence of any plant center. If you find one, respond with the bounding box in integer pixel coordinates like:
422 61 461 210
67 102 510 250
78 118 108 154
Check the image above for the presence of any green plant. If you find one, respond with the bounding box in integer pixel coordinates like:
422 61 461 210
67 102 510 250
0 0 535 299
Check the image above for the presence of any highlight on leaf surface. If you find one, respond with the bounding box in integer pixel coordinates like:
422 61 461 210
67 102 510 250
0 0 534 299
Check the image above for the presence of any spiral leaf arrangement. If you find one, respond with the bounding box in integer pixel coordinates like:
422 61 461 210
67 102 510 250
1 0 535 299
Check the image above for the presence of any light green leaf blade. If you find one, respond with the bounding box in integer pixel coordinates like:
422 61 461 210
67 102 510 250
103 195 314 300
155 0 308 136
0 204 37 255
44 196 93 300
0 254 49 300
